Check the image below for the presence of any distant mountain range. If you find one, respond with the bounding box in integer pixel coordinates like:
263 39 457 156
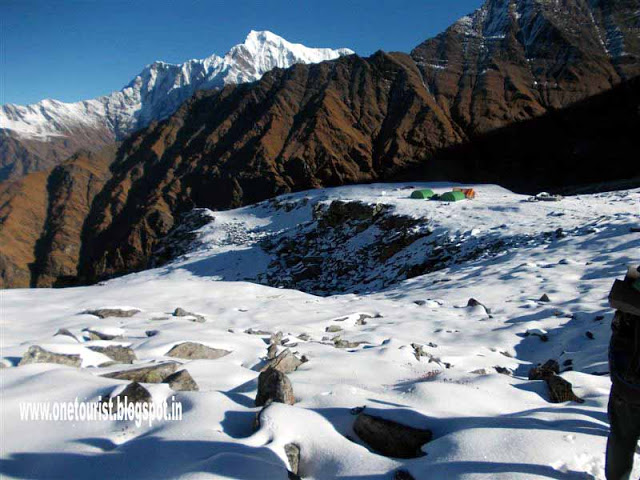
0 31 352 180
1 0 639 289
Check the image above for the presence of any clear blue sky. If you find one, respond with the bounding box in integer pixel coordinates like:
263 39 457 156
1 0 483 106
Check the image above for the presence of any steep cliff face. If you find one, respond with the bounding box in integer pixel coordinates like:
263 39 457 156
0 148 115 288
411 0 640 133
77 52 463 282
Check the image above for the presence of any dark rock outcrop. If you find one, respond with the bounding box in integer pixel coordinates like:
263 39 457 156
163 369 199 391
166 342 231 360
255 367 295 406
353 412 432 458
103 362 179 383
18 345 82 367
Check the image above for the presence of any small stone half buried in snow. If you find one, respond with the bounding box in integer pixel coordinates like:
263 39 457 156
166 342 231 360
467 298 491 314
528 359 560 380
546 375 584 404
82 328 124 341
103 362 178 383
19 345 82 367
333 337 368 349
262 348 306 374
394 470 417 480
525 328 549 342
163 369 199 391
284 443 300 475
255 367 295 406
84 308 140 319
325 325 343 333
539 294 552 302
106 381 152 405
87 345 136 364
54 328 79 342
353 412 432 459
173 308 206 323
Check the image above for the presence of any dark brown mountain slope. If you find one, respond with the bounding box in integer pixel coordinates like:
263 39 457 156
411 0 640 134
0 147 115 288
77 52 463 282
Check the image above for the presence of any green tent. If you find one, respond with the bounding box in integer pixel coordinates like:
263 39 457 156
410 189 435 199
439 191 466 202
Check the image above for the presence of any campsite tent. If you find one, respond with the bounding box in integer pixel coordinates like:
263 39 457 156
453 187 476 199
410 189 435 199
439 191 466 202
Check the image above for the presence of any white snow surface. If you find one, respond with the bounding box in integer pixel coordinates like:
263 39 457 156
1 183 639 479
0 31 353 140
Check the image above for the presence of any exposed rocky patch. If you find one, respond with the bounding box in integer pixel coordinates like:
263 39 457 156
166 342 231 360
19 346 82 367
103 362 179 383
87 345 136 364
84 308 140 319
163 369 199 392
353 412 432 459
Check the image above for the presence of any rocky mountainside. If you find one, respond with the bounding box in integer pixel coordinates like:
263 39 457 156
411 0 640 133
1 0 639 289
0 31 353 181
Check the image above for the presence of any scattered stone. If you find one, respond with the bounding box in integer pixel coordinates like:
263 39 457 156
350 405 366 415
353 412 432 459
103 362 178 383
467 298 491 314
586 331 595 340
539 294 551 303
88 345 136 364
594 315 605 321
145 330 160 337
630 227 640 233
150 317 169 321
166 342 231 360
470 368 490 375
84 308 140 319
262 348 306 374
494 366 512 375
284 443 300 475
325 325 343 333
255 367 295 406
82 327 125 341
563 359 573 367
525 328 549 342
297 333 311 341
19 346 82 367
109 381 152 404
555 228 567 239
355 316 368 326
411 343 427 361
528 359 560 380
414 300 427 306
245 328 271 335
54 328 79 342
163 369 199 391
333 338 367 349
173 308 206 323
546 375 584 403
394 470 417 480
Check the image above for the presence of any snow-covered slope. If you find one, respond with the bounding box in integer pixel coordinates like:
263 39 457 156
0 31 353 140
2 184 639 479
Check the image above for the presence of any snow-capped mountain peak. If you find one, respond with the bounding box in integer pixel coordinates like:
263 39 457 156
0 31 354 141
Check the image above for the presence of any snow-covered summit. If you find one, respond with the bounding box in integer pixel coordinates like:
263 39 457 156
0 31 354 140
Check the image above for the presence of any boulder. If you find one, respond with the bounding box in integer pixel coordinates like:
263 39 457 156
333 338 367 349
546 375 584 404
528 359 560 380
467 298 491 314
353 412 432 458
325 325 343 333
83 328 124 341
88 345 136 364
255 367 295 406
173 308 205 323
166 342 231 360
84 308 140 319
53 328 79 342
262 348 305 374
539 294 552 302
284 443 300 475
267 343 279 360
103 362 178 383
109 381 152 405
163 369 199 391
19 346 82 367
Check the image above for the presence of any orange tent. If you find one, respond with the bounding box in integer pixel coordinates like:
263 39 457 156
453 187 476 199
